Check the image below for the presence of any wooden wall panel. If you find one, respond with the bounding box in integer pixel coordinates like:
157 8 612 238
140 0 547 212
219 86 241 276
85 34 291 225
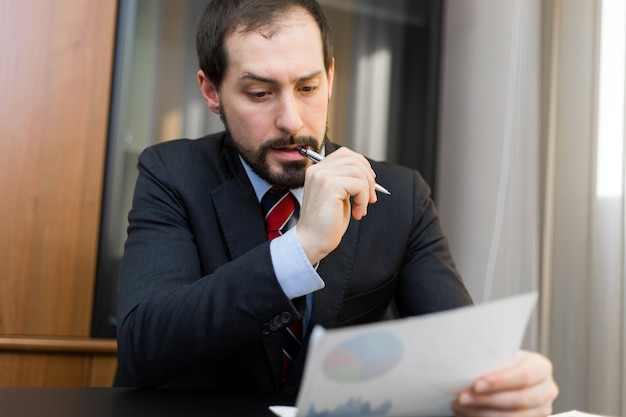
0 353 90 387
88 355 118 387
0 0 118 336
0 352 117 387
0 337 117 387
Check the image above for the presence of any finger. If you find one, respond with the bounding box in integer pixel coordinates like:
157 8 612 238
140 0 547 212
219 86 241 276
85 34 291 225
457 377 558 410
319 154 377 214
326 148 378 194
340 177 372 220
473 351 553 393
346 154 377 205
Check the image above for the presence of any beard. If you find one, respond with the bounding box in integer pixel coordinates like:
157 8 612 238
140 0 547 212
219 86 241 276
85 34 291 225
220 105 324 189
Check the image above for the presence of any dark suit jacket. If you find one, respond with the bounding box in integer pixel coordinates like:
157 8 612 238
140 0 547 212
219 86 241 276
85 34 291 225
116 131 473 393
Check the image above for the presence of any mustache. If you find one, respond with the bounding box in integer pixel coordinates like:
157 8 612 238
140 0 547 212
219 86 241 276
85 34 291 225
260 135 320 152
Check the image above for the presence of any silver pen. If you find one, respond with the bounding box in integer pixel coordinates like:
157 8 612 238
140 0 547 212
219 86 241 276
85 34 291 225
297 147 391 195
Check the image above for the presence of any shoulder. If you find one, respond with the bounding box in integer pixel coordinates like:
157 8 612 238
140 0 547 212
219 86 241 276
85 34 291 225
135 131 245 188
137 131 238 172
142 131 227 161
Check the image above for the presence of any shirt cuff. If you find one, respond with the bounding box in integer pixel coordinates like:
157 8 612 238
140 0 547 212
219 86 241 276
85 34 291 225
269 227 325 299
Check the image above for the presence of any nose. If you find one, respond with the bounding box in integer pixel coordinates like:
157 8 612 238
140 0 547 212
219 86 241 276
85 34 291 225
275 92 304 136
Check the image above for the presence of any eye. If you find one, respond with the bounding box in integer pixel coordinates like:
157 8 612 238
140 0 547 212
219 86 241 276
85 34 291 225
299 85 318 95
247 90 272 101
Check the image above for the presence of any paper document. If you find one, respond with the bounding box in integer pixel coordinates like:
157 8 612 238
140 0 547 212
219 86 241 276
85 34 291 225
271 292 537 417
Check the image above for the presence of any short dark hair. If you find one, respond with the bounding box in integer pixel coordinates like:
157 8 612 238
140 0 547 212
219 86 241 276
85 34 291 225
196 0 334 89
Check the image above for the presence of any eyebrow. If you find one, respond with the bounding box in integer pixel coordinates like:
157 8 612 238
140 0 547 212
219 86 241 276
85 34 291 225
239 70 323 84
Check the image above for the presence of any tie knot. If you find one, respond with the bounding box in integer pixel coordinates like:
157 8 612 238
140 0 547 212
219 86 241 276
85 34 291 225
262 188 290 210
262 189 298 240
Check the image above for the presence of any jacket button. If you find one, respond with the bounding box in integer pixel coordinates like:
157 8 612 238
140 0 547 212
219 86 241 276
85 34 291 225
280 312 292 323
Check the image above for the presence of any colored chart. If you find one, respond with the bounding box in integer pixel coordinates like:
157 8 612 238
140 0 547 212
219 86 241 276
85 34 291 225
322 332 403 382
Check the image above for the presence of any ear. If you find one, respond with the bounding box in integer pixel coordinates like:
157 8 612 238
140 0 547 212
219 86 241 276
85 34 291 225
197 70 221 114
327 57 335 99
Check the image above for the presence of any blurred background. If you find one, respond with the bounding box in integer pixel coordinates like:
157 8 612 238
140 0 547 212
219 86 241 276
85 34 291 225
1 0 625 415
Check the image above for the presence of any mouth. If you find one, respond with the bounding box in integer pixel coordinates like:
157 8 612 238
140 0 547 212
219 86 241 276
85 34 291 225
270 146 307 162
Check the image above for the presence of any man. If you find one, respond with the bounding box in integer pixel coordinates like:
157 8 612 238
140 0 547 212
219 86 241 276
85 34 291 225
116 0 558 415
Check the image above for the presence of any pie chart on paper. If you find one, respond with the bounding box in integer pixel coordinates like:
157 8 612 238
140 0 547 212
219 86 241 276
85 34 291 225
322 332 403 382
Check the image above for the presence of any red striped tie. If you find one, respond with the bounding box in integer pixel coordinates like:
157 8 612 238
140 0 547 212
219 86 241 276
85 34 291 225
262 189 303 379
263 189 297 239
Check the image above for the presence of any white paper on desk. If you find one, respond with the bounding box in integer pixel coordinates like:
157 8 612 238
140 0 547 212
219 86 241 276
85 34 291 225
283 292 537 417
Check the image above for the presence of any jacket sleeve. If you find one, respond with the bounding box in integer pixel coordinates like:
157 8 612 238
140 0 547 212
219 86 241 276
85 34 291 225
116 145 303 387
393 169 474 316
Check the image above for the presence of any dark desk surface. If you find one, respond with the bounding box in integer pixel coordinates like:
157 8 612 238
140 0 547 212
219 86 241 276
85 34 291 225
1 387 295 417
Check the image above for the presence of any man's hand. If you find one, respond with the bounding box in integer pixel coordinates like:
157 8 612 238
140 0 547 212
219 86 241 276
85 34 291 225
452 350 559 417
296 147 377 265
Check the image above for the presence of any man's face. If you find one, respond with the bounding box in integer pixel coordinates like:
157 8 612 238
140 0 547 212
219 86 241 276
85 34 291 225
199 8 334 189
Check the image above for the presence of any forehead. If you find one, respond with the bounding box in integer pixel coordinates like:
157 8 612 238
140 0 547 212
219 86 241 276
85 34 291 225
224 8 325 77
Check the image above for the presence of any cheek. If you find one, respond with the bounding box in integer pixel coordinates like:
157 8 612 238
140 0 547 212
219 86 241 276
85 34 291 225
241 110 273 137
246 109 270 128
229 107 274 144
304 98 329 127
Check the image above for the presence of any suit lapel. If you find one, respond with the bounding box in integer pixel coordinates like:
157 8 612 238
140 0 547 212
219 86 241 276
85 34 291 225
311 217 360 327
211 178 267 259
210 137 267 259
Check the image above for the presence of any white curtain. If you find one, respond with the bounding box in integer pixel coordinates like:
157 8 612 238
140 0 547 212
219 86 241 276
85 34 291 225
437 0 542 344
439 0 626 414
542 0 626 414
